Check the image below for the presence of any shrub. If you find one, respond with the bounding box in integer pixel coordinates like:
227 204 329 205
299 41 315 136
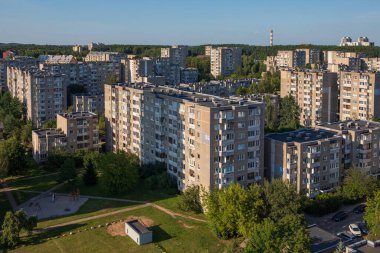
177 185 202 213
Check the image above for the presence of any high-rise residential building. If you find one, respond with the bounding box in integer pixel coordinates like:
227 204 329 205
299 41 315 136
121 58 155 83
210 47 242 78
160 45 188 68
104 83 264 191
274 50 306 69
340 36 374 47
0 57 38 92
57 112 99 152
339 71 380 121
281 70 338 127
205 45 213 56
72 45 82 54
155 58 180 85
84 51 124 62
317 120 380 178
265 128 343 197
7 66 68 127
326 51 365 72
363 57 380 72
32 128 67 162
72 94 104 114
180 68 198 83
270 30 273 47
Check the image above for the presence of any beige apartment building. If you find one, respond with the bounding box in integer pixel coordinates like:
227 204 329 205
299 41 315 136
180 68 198 83
318 120 380 178
161 45 188 68
7 66 68 127
32 128 67 162
84 51 123 62
265 129 343 197
72 94 104 114
326 51 364 72
104 83 264 191
57 112 99 152
210 47 242 78
281 70 338 127
121 58 155 83
340 71 380 121
363 57 380 72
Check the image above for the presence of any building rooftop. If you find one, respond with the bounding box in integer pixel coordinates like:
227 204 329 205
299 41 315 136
86 51 120 56
266 128 338 143
38 55 76 64
58 112 97 119
33 128 65 137
109 83 263 109
319 120 380 132
126 220 151 235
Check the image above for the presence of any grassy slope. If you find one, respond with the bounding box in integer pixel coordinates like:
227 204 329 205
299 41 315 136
11 206 227 253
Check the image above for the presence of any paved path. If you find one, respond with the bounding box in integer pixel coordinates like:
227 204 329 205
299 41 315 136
0 182 18 211
45 203 152 230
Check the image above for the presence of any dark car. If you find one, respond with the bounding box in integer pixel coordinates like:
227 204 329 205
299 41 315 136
353 204 366 214
358 222 369 235
332 211 348 222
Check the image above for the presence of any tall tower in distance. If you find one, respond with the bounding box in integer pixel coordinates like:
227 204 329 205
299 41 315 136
270 29 273 47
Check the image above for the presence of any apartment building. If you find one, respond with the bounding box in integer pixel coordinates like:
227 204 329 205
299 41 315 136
72 45 82 53
155 58 180 85
84 51 124 62
210 47 242 78
104 83 264 191
363 57 380 72
38 55 77 64
7 66 68 127
161 45 188 68
326 51 365 72
72 93 104 114
180 68 198 83
205 45 213 56
121 58 155 83
340 36 374 47
281 70 338 127
265 129 343 197
57 112 99 152
32 128 67 162
0 57 37 92
318 120 380 178
275 50 306 69
340 71 380 121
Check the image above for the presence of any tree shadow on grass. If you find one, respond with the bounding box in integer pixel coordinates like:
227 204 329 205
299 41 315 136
151 224 172 243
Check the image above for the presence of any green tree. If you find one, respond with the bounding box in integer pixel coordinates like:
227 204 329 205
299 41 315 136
20 121 33 147
42 119 57 129
1 212 20 248
45 148 70 171
364 190 380 240
334 241 345 253
0 136 28 176
14 210 37 236
264 95 279 132
98 152 139 194
82 158 97 186
98 114 106 139
177 185 202 213
58 158 77 182
279 95 301 131
340 168 377 203
204 184 266 239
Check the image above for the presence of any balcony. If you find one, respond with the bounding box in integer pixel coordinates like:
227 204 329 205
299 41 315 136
307 162 320 168
358 148 372 154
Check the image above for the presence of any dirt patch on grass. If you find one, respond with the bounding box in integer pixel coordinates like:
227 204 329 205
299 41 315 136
106 216 154 237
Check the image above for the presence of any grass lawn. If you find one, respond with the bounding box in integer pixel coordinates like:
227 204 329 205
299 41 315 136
11 206 228 253
154 196 206 220
8 174 60 192
37 199 139 229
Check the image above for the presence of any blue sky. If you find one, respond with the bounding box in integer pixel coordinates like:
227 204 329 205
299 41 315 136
1 0 379 45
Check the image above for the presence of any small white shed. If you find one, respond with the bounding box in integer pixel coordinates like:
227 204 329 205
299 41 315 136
125 219 153 245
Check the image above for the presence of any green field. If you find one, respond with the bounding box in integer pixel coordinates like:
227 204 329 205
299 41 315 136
11 206 228 253
8 174 60 192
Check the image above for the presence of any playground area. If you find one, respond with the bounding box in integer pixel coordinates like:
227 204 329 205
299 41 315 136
19 191 88 220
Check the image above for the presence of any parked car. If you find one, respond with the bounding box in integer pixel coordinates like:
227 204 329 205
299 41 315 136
337 231 356 240
349 224 362 237
358 222 368 235
353 204 366 214
332 211 348 222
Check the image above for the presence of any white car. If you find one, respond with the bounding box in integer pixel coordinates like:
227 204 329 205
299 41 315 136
349 224 362 236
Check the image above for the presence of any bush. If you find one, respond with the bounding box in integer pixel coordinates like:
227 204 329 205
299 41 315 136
58 158 77 182
303 192 343 216
177 185 202 213
82 159 97 186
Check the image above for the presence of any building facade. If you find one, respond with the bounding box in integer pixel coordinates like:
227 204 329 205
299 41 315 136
72 94 104 114
160 45 188 68
180 68 198 83
104 83 264 191
265 129 343 197
281 70 339 127
32 128 67 162
210 47 242 78
339 71 380 121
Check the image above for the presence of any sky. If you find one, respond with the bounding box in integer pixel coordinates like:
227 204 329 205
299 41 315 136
0 0 379 46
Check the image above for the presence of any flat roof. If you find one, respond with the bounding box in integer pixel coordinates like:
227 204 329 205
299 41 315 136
58 112 97 119
319 120 380 132
308 225 341 253
126 220 151 235
32 128 65 137
266 128 338 143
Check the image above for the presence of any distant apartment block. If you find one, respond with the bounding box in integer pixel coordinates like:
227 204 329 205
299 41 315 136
72 94 104 114
72 45 83 54
210 47 242 78
7 66 68 127
204 45 213 56
2 50 15 59
326 51 365 72
104 83 264 191
38 55 77 64
281 70 338 127
161 45 188 68
318 120 380 177
265 129 343 197
32 112 99 162
155 58 180 85
339 71 380 121
121 58 155 83
180 68 198 83
340 37 374 47
84 51 124 62
363 57 380 72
